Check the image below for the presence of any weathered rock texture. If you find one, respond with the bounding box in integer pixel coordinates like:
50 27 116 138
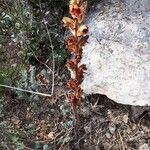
81 0 150 106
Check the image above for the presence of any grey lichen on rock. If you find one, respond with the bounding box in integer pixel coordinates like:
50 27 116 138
81 0 150 106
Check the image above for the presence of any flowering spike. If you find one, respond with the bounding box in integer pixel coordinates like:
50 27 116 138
63 0 88 121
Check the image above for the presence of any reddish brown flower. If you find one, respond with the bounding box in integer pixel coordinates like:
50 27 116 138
67 79 79 90
79 64 87 70
67 93 80 107
66 36 76 46
78 35 89 47
69 0 87 22
65 36 77 52
67 93 75 103
76 64 86 83
70 5 82 18
66 60 77 70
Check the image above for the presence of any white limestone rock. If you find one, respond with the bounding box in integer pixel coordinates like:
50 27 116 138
81 0 150 106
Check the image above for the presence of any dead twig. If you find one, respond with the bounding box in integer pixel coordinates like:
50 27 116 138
44 21 55 96
0 84 52 97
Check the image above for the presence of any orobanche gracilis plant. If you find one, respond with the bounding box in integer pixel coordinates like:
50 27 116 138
63 0 89 121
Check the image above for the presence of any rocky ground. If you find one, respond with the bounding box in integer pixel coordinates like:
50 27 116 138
0 75 150 149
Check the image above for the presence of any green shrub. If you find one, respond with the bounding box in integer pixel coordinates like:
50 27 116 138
0 0 69 66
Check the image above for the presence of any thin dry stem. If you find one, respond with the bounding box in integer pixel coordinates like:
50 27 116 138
45 22 55 96
0 84 52 97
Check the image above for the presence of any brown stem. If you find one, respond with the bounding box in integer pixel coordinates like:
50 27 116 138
71 18 81 124
72 102 79 139
72 103 79 121
74 18 80 80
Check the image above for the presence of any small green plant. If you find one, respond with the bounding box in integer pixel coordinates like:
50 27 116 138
0 0 69 66
0 68 20 95
0 123 25 150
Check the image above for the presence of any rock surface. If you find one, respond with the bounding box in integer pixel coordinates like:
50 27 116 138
81 0 150 106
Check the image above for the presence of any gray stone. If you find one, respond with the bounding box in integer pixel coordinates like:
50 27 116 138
81 0 150 106
139 143 149 150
